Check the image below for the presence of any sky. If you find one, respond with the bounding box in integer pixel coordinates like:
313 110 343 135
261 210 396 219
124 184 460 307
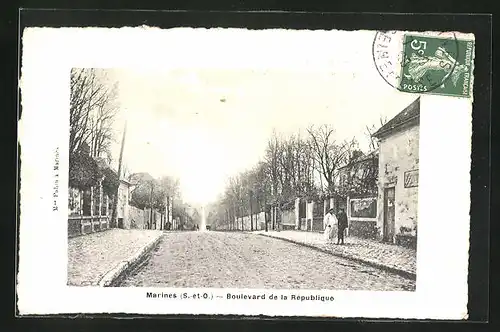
102 30 418 205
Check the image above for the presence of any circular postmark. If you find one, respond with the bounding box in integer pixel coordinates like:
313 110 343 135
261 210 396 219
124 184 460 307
372 31 461 94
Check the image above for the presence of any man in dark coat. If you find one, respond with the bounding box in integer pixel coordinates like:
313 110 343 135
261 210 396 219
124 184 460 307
336 207 348 245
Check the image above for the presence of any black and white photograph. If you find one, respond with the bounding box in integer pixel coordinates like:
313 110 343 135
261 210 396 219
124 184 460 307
17 26 474 318
66 67 420 291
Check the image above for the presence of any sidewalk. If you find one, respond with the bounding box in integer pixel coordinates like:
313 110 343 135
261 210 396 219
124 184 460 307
254 230 416 279
68 229 164 286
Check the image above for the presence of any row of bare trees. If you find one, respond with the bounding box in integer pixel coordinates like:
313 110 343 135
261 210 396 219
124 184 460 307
68 68 121 199
67 67 126 229
210 124 375 231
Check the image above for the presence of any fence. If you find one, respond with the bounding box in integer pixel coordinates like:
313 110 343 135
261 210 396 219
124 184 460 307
240 212 265 231
214 196 378 234
68 215 109 238
213 212 265 231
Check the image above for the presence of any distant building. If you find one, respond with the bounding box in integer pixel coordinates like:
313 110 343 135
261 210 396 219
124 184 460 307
337 150 379 197
117 178 131 228
372 97 420 247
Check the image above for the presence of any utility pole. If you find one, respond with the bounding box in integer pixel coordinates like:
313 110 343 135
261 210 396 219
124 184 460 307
111 120 127 228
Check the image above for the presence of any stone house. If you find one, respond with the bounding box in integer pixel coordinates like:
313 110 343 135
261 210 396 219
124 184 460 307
372 97 420 248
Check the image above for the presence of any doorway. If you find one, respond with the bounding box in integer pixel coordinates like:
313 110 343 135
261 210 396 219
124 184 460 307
383 187 396 242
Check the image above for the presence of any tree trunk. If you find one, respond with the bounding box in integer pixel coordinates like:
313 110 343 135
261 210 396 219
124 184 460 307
250 198 254 231
149 185 154 229
166 195 170 230
240 206 244 231
90 186 94 232
272 205 276 230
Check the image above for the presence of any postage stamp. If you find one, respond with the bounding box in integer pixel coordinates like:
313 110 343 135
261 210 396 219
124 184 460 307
372 31 475 98
399 34 474 97
17 26 474 319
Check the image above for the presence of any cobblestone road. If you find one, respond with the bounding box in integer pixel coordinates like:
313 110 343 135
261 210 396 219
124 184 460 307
120 231 415 291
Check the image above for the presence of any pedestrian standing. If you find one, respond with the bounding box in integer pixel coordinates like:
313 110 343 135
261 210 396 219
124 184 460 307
336 207 348 245
323 207 338 244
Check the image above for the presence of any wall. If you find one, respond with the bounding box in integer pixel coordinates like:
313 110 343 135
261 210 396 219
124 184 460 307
211 212 265 231
128 205 148 229
377 124 419 241
117 182 130 228
348 197 378 239
240 212 265 231
281 209 296 227
154 210 163 230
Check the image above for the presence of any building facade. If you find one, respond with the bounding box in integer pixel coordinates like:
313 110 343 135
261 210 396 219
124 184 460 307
336 150 379 239
372 97 420 247
117 179 131 228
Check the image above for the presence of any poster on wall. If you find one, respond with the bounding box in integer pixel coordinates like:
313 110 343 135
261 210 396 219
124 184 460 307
350 197 377 218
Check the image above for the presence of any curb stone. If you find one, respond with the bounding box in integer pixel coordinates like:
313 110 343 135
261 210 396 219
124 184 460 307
257 233 416 281
97 232 164 287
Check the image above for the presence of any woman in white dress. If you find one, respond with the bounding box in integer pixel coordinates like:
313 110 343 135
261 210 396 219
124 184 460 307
323 208 338 243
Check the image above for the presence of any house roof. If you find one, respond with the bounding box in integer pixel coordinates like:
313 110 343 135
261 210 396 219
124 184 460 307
372 97 420 139
338 149 379 171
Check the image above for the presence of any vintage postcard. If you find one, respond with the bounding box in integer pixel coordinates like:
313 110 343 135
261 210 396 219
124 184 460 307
17 27 474 319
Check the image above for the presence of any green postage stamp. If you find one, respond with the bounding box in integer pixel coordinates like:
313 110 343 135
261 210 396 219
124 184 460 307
372 31 475 98
399 34 474 97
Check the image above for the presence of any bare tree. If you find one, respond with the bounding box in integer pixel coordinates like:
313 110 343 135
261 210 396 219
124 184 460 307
263 130 281 205
212 127 321 232
88 89 119 158
364 116 389 151
227 175 245 230
156 176 181 229
306 124 357 195
70 68 118 157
